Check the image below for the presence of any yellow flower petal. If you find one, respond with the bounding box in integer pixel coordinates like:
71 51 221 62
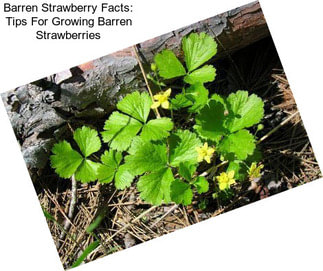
204 155 211 164
153 94 162 100
164 88 172 97
216 173 225 183
228 178 236 185
207 148 215 156
197 154 204 162
196 143 215 163
219 182 227 191
248 163 264 179
216 171 236 191
151 101 160 109
161 100 170 109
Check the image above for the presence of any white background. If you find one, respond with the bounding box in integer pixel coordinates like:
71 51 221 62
0 0 323 270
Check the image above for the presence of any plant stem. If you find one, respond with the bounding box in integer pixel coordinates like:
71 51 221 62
154 70 163 91
150 204 178 228
199 160 228 178
132 45 161 118
170 107 174 122
58 174 77 248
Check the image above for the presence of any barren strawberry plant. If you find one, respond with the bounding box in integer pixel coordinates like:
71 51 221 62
51 32 266 208
39 32 320 268
45 33 280 266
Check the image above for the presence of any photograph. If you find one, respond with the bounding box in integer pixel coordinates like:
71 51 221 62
1 1 321 269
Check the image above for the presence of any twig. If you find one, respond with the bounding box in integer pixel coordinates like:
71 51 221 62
44 207 84 252
150 204 178 228
58 175 78 247
43 187 75 228
132 45 161 118
88 205 157 257
199 160 229 178
107 205 157 242
257 111 299 144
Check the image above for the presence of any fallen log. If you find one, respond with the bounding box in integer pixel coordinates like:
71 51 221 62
1 1 269 171
138 1 268 61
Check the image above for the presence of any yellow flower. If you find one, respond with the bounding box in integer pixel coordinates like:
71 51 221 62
248 162 264 180
151 88 172 109
196 142 215 163
216 170 236 190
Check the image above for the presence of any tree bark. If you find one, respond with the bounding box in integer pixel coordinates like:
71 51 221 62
136 1 268 62
1 1 269 171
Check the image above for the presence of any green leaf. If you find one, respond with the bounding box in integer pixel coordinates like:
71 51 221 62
73 126 101 158
115 164 135 190
127 136 144 155
117 91 152 123
172 84 210 113
75 159 100 183
154 49 186 79
225 90 264 132
101 149 122 167
198 198 208 210
141 118 174 141
184 65 216 84
86 213 105 233
102 112 142 151
182 32 217 72
194 100 227 142
71 240 100 268
50 141 83 179
50 138 100 183
169 130 202 167
185 84 209 112
97 150 122 184
211 93 227 110
97 165 114 184
171 93 192 110
179 162 197 181
227 160 247 181
42 208 55 222
124 141 168 176
218 129 256 161
137 168 174 205
170 179 193 206
193 176 209 194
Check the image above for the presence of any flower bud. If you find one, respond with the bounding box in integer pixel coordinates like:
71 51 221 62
257 124 264 131
151 63 157 72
